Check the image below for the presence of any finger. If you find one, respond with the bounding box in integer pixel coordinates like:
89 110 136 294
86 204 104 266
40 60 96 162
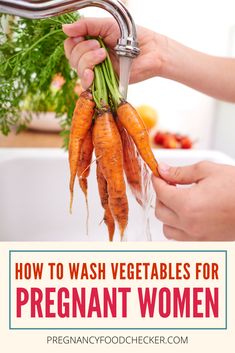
62 18 119 43
158 161 213 185
69 39 101 70
78 48 106 76
64 37 84 60
81 69 94 90
155 200 179 227
163 225 192 241
152 175 188 210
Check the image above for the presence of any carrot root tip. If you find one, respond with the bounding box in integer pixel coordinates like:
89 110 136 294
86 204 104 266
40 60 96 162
120 232 127 242
69 192 74 215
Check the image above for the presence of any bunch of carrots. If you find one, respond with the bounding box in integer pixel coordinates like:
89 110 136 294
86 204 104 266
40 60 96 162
69 38 159 241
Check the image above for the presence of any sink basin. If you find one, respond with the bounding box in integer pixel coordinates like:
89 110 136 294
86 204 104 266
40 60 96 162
0 148 234 242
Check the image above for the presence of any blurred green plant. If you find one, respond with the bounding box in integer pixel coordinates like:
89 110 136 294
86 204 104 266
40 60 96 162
0 12 80 148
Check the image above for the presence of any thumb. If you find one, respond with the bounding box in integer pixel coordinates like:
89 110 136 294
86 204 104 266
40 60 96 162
158 161 211 185
62 18 117 41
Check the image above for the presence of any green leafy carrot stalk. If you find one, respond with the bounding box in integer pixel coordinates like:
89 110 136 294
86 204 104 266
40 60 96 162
92 64 108 110
91 38 122 112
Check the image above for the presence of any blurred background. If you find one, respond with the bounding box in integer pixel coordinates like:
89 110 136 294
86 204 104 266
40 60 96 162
1 0 235 158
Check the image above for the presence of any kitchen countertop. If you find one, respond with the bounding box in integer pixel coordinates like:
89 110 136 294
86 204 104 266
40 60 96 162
0 129 63 148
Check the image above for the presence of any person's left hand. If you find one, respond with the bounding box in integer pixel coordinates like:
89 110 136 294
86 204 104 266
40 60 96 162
152 161 235 241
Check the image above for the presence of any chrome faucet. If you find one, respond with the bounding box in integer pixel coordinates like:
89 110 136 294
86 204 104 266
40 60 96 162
0 0 140 58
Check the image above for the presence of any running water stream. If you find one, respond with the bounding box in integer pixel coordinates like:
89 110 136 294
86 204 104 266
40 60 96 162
119 57 153 242
119 56 133 99
139 157 153 242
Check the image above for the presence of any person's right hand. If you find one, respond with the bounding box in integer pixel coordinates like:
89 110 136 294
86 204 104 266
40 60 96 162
63 18 168 89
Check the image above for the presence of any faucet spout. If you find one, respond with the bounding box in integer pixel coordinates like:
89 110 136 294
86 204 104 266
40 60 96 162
0 0 140 58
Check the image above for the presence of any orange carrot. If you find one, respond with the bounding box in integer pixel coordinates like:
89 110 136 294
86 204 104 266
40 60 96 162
117 101 159 177
93 110 128 237
69 90 95 213
96 161 115 241
77 128 93 200
116 117 145 206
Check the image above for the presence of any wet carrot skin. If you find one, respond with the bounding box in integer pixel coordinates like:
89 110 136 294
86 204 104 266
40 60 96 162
117 101 159 177
77 128 93 198
69 90 95 211
116 117 144 206
93 110 129 237
96 161 115 241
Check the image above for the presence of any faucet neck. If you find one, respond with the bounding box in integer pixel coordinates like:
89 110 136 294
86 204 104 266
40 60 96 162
0 0 140 58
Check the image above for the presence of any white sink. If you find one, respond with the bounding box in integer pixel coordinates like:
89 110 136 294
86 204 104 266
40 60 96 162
0 148 234 242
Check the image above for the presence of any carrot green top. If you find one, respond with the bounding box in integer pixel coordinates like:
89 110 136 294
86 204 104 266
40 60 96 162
92 38 122 112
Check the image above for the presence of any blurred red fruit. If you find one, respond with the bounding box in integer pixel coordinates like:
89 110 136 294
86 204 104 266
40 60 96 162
154 131 165 145
174 133 183 142
153 130 193 149
181 137 193 149
163 135 178 149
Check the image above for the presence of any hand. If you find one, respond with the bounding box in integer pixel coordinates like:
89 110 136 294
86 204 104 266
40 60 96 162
152 161 235 241
62 18 168 89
